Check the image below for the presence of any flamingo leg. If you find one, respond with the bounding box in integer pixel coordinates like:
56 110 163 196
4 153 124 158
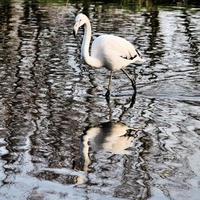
105 70 113 102
121 68 137 104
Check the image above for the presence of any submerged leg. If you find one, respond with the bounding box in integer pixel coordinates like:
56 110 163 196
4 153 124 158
121 68 137 105
105 71 113 102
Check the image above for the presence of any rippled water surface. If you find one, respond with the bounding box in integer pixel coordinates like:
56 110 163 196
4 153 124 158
0 1 200 199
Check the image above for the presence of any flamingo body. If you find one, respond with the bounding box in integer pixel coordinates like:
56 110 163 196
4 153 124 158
91 34 141 71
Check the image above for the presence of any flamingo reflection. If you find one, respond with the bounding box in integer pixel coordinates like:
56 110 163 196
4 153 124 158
74 120 139 184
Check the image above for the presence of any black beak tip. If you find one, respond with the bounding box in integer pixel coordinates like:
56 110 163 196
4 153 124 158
73 30 76 38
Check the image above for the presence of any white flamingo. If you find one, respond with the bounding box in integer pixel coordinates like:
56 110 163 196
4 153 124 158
73 13 144 101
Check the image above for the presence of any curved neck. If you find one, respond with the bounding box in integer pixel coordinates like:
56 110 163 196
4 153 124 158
81 21 91 59
81 20 102 68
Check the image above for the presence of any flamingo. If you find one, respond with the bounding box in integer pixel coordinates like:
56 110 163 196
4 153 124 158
73 13 144 101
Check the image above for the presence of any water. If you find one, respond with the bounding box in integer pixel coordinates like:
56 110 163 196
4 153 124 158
0 0 200 199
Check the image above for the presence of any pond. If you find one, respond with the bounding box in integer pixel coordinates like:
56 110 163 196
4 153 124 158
0 0 200 199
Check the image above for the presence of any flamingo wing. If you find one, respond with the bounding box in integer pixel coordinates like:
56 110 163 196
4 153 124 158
91 35 142 70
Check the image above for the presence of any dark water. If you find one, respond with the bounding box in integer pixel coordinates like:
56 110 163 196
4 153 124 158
0 1 200 199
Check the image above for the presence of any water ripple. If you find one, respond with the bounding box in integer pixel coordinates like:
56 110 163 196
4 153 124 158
0 1 200 200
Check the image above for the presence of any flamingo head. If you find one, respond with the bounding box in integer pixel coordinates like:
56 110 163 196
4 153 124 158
73 13 88 37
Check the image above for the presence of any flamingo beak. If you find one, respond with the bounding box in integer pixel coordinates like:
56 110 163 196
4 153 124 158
73 24 78 38
73 29 76 38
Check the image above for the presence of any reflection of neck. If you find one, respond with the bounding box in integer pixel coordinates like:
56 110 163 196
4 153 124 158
81 20 102 68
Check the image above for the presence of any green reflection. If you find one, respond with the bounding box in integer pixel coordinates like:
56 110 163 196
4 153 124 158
2 0 199 11
1 0 200 4
35 0 200 7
